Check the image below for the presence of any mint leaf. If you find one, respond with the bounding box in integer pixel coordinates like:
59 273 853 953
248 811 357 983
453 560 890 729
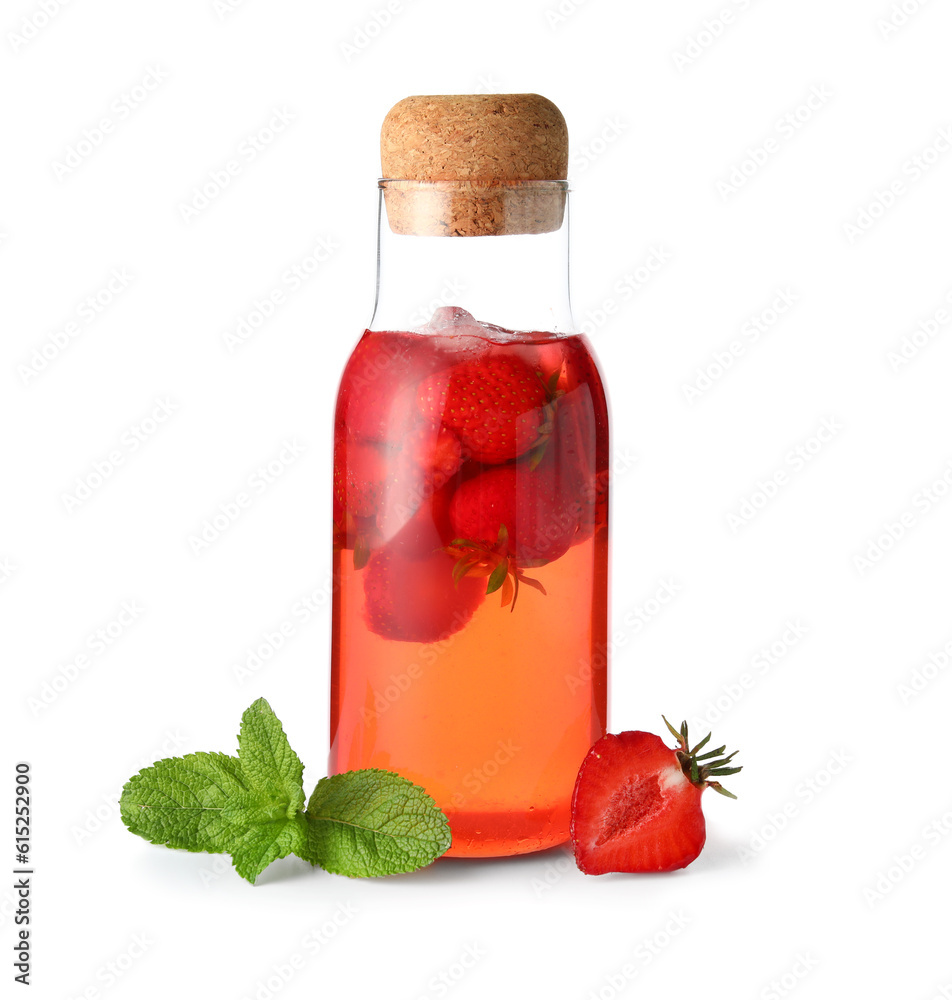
302 769 451 877
120 751 248 853
238 697 306 814
218 789 308 882
221 790 300 826
219 698 310 881
229 813 309 883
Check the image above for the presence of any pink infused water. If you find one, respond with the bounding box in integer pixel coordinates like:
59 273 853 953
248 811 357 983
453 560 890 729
330 309 609 857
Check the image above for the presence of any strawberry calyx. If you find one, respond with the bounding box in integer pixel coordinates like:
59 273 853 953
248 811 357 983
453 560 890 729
661 716 743 799
538 368 562 400
527 369 565 470
353 532 372 569
445 524 547 612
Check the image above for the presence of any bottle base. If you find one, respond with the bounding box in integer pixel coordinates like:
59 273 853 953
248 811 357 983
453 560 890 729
442 808 570 858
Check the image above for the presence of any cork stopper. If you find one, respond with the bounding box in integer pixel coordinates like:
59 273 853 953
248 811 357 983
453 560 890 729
380 94 568 237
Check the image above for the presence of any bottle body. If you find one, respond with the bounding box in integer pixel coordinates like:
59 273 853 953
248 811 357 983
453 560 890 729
330 182 609 857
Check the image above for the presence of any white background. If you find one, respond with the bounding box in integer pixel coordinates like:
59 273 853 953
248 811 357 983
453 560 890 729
3 1 951 998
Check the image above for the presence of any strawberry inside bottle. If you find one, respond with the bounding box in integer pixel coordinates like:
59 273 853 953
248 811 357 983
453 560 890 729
330 132 609 858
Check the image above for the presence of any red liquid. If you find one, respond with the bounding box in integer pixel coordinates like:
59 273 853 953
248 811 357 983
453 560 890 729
330 321 609 857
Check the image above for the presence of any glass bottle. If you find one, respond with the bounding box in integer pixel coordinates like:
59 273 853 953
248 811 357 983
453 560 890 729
330 95 609 857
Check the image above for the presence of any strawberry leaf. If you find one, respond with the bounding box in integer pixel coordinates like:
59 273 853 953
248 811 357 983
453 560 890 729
449 537 488 552
662 715 683 743
486 559 508 595
690 732 712 755
353 534 371 570
518 575 547 596
452 556 476 586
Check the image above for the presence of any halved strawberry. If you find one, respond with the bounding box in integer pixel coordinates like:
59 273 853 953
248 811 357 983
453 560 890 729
571 718 742 874
417 356 547 464
363 547 485 643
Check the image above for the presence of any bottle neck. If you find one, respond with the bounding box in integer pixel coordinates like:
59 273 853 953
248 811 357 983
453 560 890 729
370 180 575 335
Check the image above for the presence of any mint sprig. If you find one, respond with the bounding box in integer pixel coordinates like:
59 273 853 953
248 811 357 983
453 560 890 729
120 698 450 883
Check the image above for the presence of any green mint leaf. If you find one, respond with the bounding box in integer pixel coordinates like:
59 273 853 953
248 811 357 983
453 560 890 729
228 813 309 884
302 769 451 877
221 789 300 826
120 751 249 853
238 697 306 814
225 698 310 883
